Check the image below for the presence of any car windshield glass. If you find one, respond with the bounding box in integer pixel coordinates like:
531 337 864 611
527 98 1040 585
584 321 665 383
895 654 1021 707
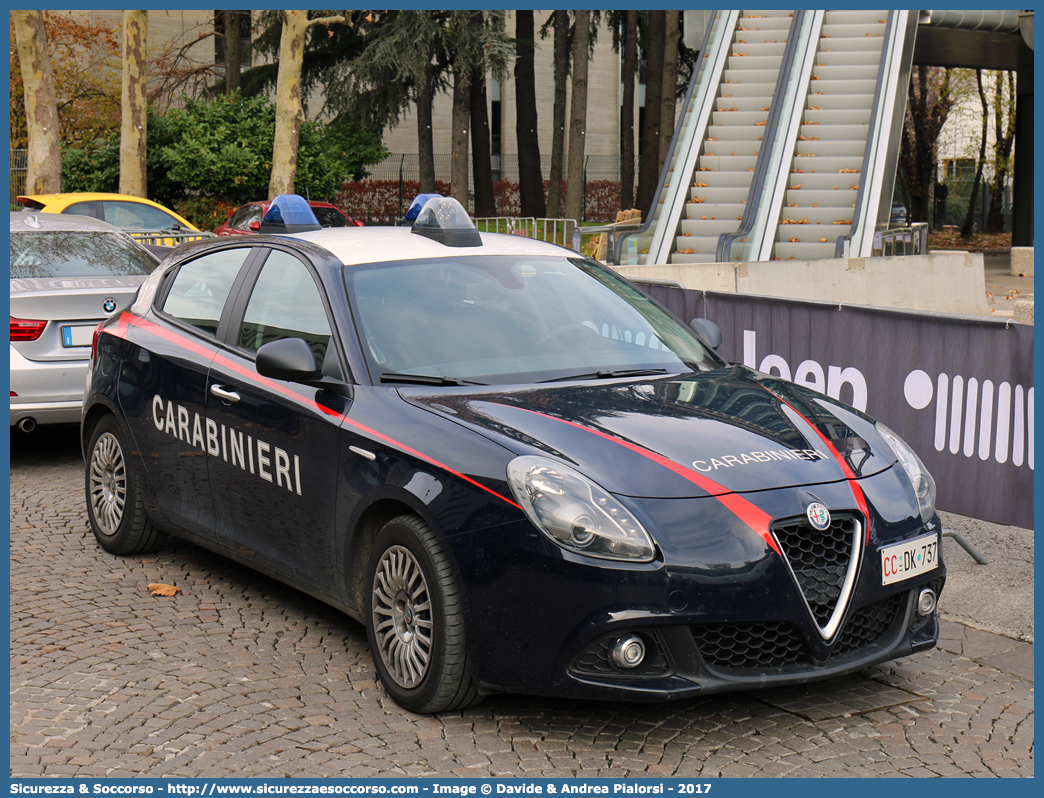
312 207 350 227
10 231 158 278
345 255 726 385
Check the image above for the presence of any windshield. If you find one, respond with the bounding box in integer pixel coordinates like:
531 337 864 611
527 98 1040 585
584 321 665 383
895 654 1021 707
10 231 158 278
345 255 726 385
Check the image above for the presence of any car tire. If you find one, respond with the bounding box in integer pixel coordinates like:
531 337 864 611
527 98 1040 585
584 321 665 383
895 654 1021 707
85 415 166 555
364 514 481 713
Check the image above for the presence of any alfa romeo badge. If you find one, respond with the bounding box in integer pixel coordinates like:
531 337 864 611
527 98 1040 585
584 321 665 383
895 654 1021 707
806 502 831 530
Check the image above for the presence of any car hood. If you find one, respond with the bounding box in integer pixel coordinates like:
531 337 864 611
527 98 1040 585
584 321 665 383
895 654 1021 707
399 366 895 499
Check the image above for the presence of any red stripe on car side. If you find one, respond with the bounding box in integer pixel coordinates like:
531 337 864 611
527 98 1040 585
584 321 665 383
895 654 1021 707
108 313 522 510
514 408 782 557
760 387 872 544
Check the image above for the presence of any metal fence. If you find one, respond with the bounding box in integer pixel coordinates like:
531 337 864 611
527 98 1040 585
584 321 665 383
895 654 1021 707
872 222 929 257
10 149 27 208
358 153 631 223
366 153 628 186
473 217 577 248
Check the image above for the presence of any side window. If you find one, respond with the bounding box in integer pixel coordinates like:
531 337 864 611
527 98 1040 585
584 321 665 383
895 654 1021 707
63 201 100 219
161 248 250 335
103 201 182 230
238 250 331 365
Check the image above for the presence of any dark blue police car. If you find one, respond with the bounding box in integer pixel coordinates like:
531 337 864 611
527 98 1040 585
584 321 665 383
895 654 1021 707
82 195 944 713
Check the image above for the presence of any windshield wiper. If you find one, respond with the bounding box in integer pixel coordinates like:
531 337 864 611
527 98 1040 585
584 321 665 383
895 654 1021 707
538 368 669 384
380 372 488 386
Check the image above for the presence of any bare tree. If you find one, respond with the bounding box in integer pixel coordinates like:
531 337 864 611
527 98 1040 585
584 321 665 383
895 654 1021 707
659 11 680 168
515 10 546 218
619 11 638 210
986 70 1016 233
470 60 495 217
13 10 61 194
897 66 959 224
450 72 470 205
120 11 148 197
417 59 437 194
223 10 242 95
635 11 665 216
269 10 346 198
564 11 591 223
546 11 569 217
961 70 989 239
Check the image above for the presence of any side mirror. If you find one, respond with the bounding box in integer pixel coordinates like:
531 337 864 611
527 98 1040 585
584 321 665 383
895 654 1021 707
256 337 320 382
689 318 723 349
248 221 261 231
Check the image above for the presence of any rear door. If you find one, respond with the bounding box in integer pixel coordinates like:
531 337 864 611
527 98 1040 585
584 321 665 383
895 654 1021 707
118 245 256 537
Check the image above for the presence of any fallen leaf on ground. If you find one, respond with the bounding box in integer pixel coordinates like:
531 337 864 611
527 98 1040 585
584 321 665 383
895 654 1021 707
148 583 181 597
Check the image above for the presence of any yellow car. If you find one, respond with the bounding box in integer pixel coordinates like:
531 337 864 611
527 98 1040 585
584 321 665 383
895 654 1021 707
17 193 198 231
15 193 219 249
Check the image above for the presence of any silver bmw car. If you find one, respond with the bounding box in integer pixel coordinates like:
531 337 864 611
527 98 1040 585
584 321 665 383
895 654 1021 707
10 212 159 431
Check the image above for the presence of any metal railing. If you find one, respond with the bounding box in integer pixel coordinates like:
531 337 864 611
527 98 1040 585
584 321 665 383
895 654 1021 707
473 216 577 248
718 11 820 263
10 149 27 208
571 222 643 263
358 153 632 223
127 230 217 247
870 223 929 257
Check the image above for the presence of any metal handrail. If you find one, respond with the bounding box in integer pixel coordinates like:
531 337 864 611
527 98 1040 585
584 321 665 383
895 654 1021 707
716 10 811 263
835 11 916 257
649 10 740 265
615 10 739 266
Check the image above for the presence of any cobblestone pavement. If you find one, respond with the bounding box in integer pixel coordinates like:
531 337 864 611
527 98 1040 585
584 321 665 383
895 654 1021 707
10 426 1034 778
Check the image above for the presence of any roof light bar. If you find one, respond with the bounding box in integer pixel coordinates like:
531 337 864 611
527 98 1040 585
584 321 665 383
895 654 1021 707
259 194 322 234
410 196 482 248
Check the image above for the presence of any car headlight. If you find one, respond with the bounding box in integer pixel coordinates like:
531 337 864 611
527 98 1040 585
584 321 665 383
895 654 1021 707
875 423 936 522
506 456 655 562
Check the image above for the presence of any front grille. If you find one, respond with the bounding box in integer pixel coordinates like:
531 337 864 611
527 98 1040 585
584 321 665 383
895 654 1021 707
692 621 804 669
774 515 859 628
692 592 907 672
832 593 904 656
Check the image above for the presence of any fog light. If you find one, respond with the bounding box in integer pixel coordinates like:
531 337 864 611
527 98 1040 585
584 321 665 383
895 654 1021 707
611 635 646 669
917 588 937 616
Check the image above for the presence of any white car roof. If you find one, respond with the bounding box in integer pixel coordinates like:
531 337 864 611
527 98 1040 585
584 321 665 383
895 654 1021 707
287 226 576 267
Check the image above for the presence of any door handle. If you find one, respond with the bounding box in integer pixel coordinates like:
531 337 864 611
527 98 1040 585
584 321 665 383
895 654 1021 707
210 384 241 403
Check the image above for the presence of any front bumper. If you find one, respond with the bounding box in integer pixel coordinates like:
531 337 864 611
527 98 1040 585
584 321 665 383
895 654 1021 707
451 470 945 701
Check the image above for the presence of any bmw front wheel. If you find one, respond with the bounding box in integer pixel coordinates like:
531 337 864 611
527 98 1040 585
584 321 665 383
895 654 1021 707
365 514 480 713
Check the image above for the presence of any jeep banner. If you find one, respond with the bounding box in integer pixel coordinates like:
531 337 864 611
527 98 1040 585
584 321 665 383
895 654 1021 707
642 286 1034 529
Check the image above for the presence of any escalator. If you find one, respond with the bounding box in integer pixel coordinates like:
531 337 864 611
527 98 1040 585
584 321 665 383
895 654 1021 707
626 9 916 266
673 10 795 264
772 11 890 261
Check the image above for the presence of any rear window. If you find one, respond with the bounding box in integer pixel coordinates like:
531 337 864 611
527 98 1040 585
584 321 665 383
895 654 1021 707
312 207 350 227
10 231 158 278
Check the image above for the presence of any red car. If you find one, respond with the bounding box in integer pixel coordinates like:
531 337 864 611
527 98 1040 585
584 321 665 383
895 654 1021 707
215 201 362 235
